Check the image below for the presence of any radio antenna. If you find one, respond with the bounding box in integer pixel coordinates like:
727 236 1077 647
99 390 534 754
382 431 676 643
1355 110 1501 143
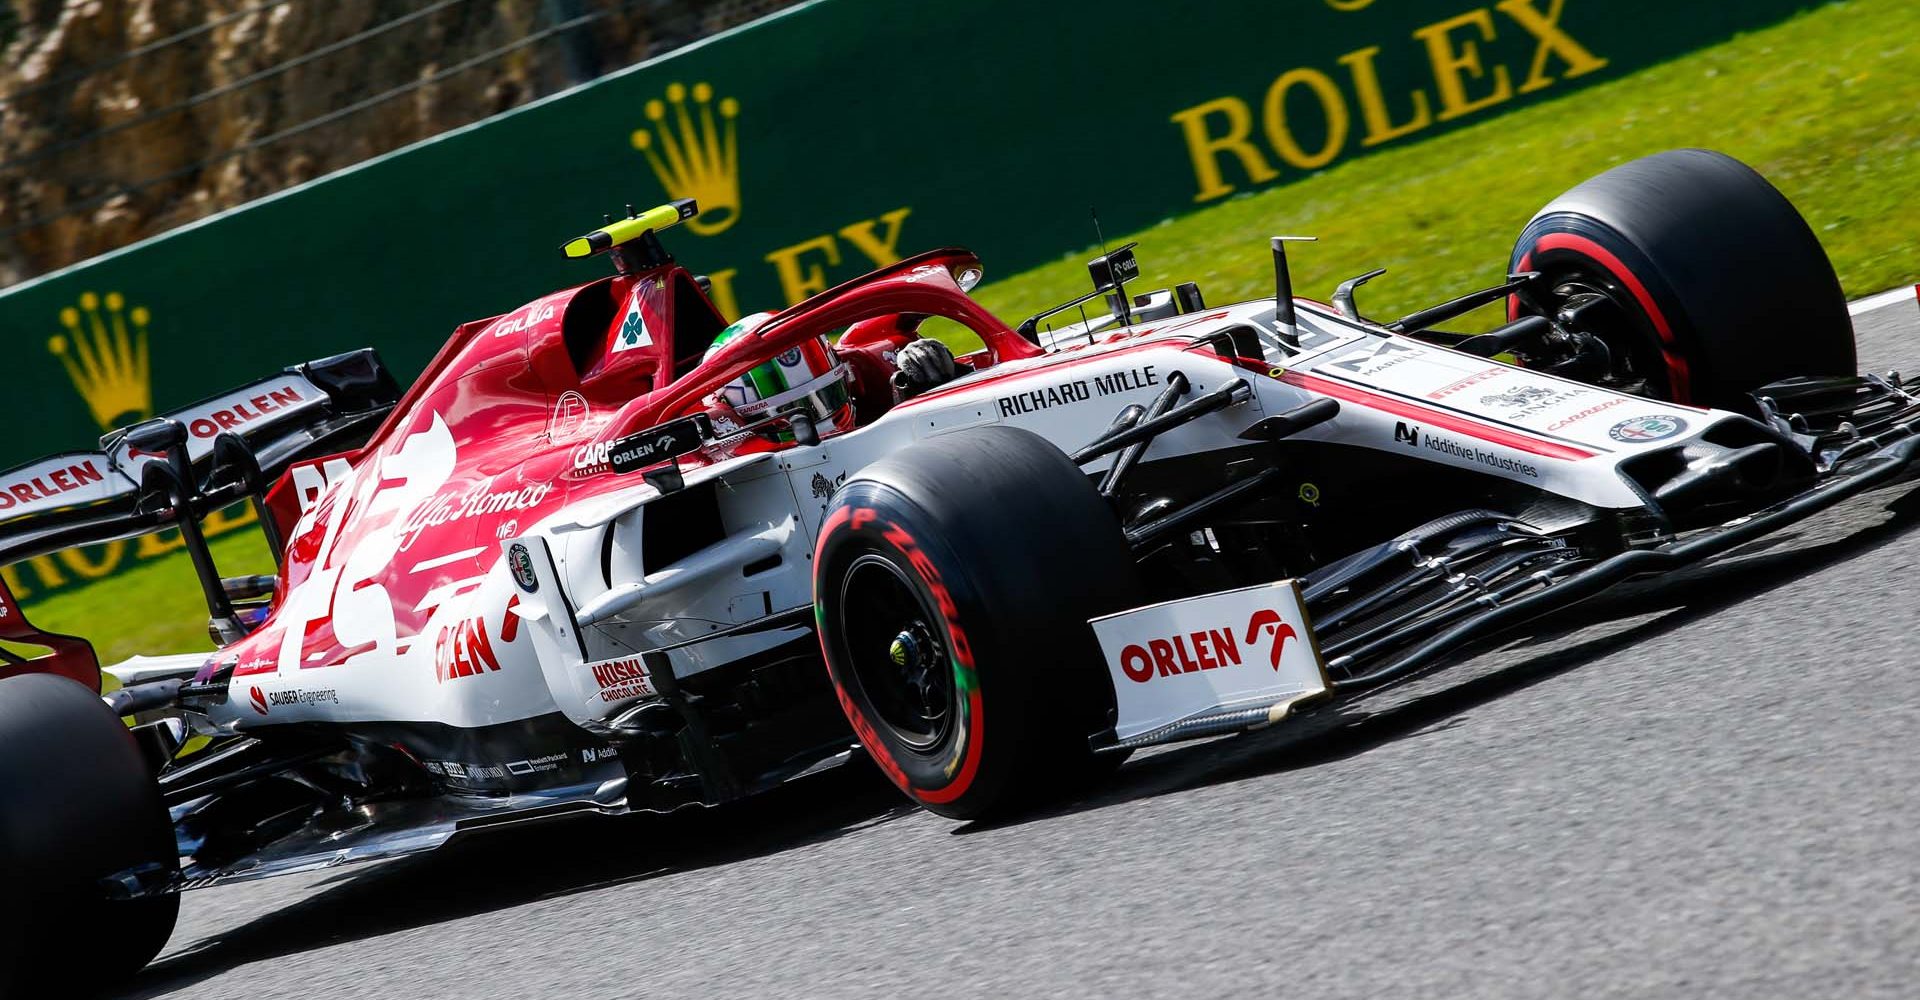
1091 207 1132 328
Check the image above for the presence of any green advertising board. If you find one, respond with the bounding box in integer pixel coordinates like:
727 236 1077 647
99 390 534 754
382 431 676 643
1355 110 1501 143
0 0 1823 595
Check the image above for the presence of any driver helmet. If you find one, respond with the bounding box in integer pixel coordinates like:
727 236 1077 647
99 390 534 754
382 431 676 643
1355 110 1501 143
703 311 853 445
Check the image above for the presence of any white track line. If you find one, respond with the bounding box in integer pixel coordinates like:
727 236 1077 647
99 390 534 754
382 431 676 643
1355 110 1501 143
1850 285 1918 317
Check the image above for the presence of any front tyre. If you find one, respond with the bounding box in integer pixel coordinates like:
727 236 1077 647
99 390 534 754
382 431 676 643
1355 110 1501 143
814 426 1142 821
1511 149 1854 407
0 673 179 994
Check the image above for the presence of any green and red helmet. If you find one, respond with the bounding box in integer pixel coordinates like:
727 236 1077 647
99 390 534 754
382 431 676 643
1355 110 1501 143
705 312 853 444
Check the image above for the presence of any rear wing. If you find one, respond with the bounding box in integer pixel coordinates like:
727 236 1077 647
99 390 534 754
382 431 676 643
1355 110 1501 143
0 349 397 566
0 350 399 668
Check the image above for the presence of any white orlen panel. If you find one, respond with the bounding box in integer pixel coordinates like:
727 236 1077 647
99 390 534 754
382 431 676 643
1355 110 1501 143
1091 579 1328 741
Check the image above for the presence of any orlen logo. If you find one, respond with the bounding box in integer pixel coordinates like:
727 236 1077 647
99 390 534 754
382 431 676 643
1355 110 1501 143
186 385 305 439
1117 609 1299 683
0 459 106 510
249 686 269 715
435 596 520 683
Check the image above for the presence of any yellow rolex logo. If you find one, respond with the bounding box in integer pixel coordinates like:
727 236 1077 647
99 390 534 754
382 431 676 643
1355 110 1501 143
630 82 740 237
50 291 152 432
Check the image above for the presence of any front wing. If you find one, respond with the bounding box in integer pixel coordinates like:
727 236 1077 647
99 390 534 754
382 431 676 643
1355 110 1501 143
1089 379 1920 751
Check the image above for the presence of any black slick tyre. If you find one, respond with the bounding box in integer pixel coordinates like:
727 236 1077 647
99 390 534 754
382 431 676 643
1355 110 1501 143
1511 148 1854 407
0 673 179 994
814 426 1142 821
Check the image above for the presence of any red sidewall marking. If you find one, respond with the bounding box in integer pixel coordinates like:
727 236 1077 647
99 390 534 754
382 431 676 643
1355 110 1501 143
1509 251 1532 323
914 688 984 807
1534 233 1695 403
815 505 986 806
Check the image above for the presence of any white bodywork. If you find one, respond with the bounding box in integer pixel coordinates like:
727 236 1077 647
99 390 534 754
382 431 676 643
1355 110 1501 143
200 297 1738 747
1092 580 1329 742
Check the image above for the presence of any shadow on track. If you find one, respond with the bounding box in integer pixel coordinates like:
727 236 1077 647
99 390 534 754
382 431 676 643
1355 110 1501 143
956 483 1920 834
121 763 913 998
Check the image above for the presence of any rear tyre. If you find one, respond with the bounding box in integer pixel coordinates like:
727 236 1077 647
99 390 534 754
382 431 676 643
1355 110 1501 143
1511 148 1855 407
0 673 179 994
814 426 1142 821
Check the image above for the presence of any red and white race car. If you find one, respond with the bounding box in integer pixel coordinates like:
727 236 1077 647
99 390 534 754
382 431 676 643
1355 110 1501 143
2 150 1912 990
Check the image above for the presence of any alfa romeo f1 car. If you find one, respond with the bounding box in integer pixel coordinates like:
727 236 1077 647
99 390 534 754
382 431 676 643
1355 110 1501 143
3 150 1914 990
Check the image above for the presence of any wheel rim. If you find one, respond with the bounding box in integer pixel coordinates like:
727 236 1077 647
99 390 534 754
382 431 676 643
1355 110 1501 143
837 554 954 752
1531 266 1674 400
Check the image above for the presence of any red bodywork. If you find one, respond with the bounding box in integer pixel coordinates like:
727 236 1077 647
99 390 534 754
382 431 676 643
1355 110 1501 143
219 249 1032 682
0 574 100 691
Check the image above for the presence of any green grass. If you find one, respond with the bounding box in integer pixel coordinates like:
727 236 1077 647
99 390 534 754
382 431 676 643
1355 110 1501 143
12 0 1918 665
968 0 1919 333
11 530 272 666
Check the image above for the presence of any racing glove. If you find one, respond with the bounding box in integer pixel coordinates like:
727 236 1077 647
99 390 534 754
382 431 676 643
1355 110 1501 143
892 338 959 399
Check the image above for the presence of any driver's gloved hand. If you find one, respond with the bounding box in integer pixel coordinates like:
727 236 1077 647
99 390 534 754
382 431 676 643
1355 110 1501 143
892 338 959 399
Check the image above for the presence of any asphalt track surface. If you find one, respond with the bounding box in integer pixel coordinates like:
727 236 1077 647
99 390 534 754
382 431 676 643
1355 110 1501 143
120 296 1920 1000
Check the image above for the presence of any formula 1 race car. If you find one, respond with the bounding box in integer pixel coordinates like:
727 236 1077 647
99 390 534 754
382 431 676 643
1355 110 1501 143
3 149 1914 991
